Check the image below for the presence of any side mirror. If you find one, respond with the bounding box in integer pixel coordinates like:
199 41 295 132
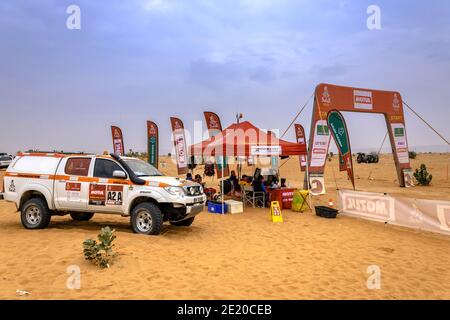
112 170 127 179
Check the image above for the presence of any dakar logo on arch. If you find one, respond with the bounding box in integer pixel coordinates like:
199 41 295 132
353 90 373 110
393 93 401 111
321 86 332 105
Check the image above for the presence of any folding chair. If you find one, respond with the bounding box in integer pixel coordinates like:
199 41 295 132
242 185 266 208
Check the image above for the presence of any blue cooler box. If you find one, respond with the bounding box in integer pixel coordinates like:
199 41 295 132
207 201 228 214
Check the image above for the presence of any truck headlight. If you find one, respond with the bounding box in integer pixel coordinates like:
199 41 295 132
165 186 185 197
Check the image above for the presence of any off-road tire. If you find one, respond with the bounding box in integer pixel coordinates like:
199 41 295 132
131 202 163 235
70 212 95 221
21 198 51 229
170 217 195 227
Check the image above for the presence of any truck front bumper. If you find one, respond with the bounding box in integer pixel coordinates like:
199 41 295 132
163 201 205 222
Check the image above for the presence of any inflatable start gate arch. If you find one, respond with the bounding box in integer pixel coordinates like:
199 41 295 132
307 83 413 195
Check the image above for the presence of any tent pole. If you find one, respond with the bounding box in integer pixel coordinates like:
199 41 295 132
222 158 224 215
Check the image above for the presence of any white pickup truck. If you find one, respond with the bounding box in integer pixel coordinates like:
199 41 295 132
1 153 206 235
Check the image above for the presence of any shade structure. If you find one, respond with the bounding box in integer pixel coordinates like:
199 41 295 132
190 121 307 157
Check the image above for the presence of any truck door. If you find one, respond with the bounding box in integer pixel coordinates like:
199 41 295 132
54 157 92 210
87 158 129 213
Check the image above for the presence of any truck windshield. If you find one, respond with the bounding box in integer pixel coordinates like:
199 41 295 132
0 156 11 161
123 158 164 177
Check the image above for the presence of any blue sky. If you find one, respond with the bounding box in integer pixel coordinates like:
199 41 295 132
1 0 449 154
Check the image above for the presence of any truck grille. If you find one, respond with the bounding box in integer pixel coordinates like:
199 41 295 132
184 186 202 196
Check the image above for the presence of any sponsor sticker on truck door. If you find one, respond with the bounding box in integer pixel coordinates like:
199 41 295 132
89 184 106 206
106 185 123 205
66 182 82 202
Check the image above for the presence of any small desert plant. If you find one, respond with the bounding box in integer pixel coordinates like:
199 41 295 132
409 151 417 159
413 164 433 186
83 227 117 268
328 152 334 161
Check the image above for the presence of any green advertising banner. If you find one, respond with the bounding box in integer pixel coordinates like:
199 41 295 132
147 121 159 168
327 110 355 190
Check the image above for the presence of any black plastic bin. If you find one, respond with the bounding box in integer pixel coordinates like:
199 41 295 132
315 206 339 219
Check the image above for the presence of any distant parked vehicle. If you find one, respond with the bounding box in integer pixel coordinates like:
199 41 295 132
0 155 13 168
356 152 379 164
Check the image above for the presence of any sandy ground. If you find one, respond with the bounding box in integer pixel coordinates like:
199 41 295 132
0 153 449 299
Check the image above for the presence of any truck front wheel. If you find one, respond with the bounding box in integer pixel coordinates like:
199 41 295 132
170 217 195 227
131 202 163 235
21 198 51 229
70 212 94 221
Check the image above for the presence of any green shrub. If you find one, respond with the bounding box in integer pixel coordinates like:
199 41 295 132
409 151 417 159
413 164 432 186
83 227 117 268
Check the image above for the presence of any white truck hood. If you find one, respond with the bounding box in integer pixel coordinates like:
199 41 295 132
139 176 196 187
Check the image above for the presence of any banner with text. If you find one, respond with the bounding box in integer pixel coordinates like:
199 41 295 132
111 126 125 156
147 121 159 168
327 110 355 190
339 190 450 236
170 117 188 175
204 111 229 178
294 124 307 172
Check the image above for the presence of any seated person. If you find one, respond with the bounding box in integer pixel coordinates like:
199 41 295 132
280 178 287 188
252 175 266 193
194 174 206 188
186 172 193 181
270 177 280 189
228 170 239 188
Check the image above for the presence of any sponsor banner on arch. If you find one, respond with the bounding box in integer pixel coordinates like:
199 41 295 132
339 190 450 236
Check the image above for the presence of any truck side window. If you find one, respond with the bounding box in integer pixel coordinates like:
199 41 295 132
94 158 125 179
65 158 91 176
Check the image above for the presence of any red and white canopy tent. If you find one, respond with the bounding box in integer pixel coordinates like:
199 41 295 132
190 121 306 157
190 121 308 212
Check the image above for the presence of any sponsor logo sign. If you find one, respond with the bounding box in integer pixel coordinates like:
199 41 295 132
339 190 450 236
294 124 307 171
310 120 331 168
89 184 106 205
391 123 409 164
341 190 395 221
354 90 373 110
250 145 282 156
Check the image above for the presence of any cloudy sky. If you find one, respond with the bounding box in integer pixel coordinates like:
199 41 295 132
1 0 449 154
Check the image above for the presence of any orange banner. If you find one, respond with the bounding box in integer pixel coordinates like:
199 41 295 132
294 124 307 172
111 126 125 156
204 111 230 178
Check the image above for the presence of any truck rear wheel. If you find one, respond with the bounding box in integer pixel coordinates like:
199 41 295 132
131 202 163 235
170 217 195 227
70 212 94 221
21 198 51 229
